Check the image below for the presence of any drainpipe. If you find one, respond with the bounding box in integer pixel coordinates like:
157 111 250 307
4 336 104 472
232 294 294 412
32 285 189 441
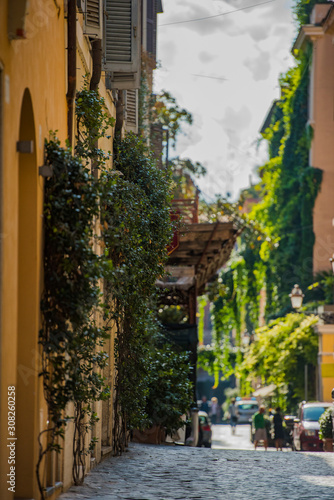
90 39 102 91
67 0 76 147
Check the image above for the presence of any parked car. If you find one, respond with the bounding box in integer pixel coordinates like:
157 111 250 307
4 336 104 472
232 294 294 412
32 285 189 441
293 401 332 451
236 399 259 424
197 411 212 448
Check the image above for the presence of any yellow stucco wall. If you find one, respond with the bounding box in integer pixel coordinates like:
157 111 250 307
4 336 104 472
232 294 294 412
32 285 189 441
1 3 118 499
0 1 66 499
317 325 334 402
322 374 334 402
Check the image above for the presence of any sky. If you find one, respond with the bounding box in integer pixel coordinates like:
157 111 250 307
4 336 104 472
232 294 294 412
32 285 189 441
154 0 297 202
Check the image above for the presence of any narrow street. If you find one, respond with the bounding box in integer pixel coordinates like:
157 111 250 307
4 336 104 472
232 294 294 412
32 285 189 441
59 425 334 500
212 423 255 451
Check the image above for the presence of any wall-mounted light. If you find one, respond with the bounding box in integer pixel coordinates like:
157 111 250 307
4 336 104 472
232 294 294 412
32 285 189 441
16 140 33 153
329 254 334 274
39 165 54 178
289 284 304 309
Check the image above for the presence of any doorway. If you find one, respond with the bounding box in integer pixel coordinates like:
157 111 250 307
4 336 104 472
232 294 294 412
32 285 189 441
16 88 39 498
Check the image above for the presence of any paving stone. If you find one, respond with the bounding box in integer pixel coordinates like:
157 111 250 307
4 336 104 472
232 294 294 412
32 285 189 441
59 443 334 500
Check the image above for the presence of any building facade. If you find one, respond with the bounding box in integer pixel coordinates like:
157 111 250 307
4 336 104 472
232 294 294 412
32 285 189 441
292 3 334 402
0 1 162 498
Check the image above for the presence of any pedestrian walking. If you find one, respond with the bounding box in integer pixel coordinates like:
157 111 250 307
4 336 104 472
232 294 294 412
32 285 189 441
228 398 239 434
273 407 284 451
200 396 209 413
253 405 268 450
210 397 219 425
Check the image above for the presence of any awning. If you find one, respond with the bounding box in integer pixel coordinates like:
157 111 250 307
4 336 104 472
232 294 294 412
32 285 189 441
158 221 239 293
156 266 196 291
252 383 277 398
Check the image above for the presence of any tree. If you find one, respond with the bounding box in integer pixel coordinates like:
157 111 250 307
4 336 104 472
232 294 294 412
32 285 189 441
240 313 319 410
152 90 193 147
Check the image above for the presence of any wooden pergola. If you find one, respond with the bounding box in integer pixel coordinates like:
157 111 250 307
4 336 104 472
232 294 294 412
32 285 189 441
157 220 239 322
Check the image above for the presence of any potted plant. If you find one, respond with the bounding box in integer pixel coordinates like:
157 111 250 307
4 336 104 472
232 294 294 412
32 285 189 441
319 407 334 452
132 344 193 445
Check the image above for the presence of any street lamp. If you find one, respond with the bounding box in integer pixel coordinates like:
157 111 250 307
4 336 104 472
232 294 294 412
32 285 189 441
289 284 307 400
330 254 334 275
289 284 304 310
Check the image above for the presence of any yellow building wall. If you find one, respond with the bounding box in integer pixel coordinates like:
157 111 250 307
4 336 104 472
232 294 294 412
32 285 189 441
317 325 334 402
1 2 118 499
0 1 67 499
321 330 334 400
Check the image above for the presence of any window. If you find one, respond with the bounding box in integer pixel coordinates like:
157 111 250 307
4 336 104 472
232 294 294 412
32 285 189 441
104 0 141 89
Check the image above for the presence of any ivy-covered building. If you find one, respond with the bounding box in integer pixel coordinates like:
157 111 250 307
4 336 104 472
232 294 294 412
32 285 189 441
292 2 334 275
259 1 334 402
293 2 334 402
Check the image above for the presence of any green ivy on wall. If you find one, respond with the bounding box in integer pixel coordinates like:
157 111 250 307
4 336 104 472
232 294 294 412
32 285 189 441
38 134 110 494
100 132 175 453
38 81 178 492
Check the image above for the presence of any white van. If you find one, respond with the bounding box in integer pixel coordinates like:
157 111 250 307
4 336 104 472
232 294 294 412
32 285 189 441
236 400 259 423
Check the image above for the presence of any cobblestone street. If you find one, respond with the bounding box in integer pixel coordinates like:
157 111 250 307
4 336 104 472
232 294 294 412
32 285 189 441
59 439 334 500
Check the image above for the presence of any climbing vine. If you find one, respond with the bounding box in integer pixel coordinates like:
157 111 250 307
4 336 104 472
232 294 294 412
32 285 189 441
38 135 110 495
38 82 115 494
38 79 181 492
197 3 323 404
100 132 174 453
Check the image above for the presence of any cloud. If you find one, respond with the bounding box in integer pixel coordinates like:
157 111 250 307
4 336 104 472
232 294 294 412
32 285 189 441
272 24 292 37
156 0 296 199
158 39 178 66
183 15 238 36
198 51 217 64
243 50 271 81
216 0 273 15
263 0 294 22
248 23 271 42
219 106 252 134
159 0 240 36
171 121 203 156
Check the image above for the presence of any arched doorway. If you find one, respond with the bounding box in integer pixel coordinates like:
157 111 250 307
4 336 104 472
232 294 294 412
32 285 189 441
16 88 39 498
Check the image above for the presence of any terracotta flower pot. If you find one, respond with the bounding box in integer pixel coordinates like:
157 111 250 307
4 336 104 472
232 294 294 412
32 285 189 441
323 438 333 452
132 425 165 444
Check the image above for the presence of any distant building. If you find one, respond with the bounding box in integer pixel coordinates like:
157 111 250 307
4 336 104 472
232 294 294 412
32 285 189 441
261 2 334 402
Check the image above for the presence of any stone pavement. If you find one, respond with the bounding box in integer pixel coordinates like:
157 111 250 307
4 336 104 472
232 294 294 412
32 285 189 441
59 443 334 500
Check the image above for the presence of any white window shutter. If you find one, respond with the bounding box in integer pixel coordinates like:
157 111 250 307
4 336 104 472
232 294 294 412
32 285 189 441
124 89 138 134
103 0 141 89
83 0 103 39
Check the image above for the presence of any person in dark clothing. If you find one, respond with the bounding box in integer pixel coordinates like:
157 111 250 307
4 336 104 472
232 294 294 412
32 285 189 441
228 398 239 434
210 397 219 425
200 396 209 413
273 407 284 451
